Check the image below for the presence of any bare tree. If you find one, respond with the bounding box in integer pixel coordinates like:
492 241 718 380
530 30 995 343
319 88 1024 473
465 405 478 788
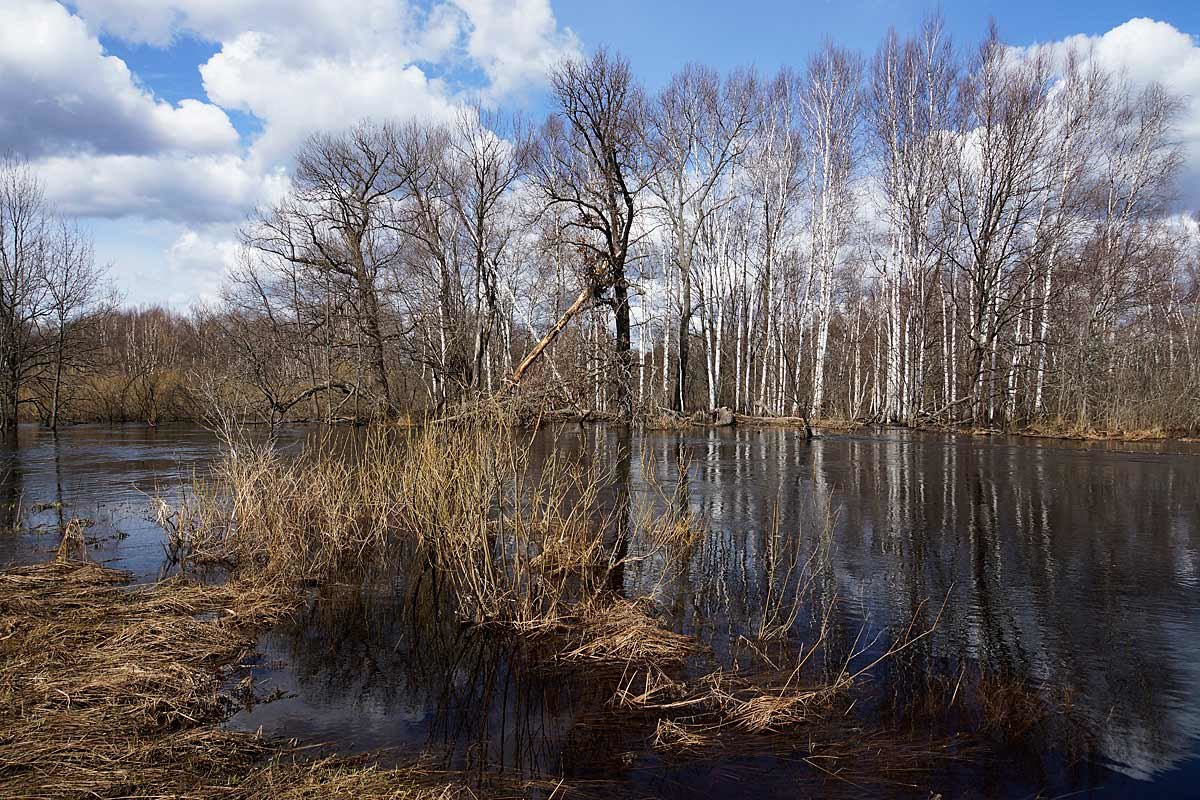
867 14 957 423
943 25 1055 424
745 70 806 415
445 105 531 394
247 122 409 416
645 64 758 412
522 49 649 419
0 157 51 430
1024 48 1107 418
43 221 110 429
801 42 862 419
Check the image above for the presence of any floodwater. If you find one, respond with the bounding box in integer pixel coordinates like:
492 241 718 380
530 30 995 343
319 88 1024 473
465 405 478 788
2 423 1199 798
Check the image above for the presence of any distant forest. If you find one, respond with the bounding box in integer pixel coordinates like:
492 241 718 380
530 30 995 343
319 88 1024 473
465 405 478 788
2 16 1198 434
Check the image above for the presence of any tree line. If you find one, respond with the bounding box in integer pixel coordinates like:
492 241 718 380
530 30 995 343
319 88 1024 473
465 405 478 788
3 16 1199 433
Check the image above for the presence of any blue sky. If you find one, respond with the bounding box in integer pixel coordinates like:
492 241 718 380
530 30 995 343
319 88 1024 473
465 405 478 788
3 0 1199 305
555 0 1200 75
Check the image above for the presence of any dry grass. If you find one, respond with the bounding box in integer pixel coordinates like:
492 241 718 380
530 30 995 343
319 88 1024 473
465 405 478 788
638 410 693 430
755 501 835 641
972 672 1081 743
231 759 482 800
618 589 949 747
558 598 694 667
0 554 560 799
1016 417 1174 441
650 718 718 753
161 429 413 582
165 421 699 670
0 557 283 798
636 661 967 793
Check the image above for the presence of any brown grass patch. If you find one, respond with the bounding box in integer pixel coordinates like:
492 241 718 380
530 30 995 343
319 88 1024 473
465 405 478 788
0 558 283 797
0 557 501 799
558 598 694 667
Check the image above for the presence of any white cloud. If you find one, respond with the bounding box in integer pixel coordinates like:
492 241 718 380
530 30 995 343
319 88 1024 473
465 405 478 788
3 1 577 303
185 0 579 162
36 153 286 224
199 31 462 165
1025 18 1200 209
451 0 581 96
87 218 242 306
165 226 245 304
42 0 580 210
1055 18 1200 90
0 0 237 157
69 0 439 54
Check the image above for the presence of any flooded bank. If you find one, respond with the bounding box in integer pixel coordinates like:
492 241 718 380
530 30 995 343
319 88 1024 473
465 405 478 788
3 423 1198 798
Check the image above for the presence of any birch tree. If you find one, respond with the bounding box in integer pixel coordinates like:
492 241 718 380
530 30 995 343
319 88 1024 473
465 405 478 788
645 64 758 412
800 43 862 418
867 15 956 423
944 27 1055 424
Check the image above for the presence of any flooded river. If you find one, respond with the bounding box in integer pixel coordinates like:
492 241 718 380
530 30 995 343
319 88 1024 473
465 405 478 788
2 423 1198 798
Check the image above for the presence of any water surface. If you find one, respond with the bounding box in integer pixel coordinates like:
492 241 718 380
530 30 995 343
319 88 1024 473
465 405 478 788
2 423 1198 798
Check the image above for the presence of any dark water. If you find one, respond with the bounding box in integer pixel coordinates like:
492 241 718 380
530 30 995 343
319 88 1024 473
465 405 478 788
2 423 1199 798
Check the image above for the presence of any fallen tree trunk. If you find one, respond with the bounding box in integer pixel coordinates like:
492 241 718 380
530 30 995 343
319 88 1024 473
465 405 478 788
504 285 593 394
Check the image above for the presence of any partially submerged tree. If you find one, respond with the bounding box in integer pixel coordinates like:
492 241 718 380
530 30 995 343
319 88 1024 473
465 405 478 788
0 157 52 432
867 15 957 423
943 26 1056 424
247 122 408 416
444 106 531 394
800 42 862 419
42 221 111 429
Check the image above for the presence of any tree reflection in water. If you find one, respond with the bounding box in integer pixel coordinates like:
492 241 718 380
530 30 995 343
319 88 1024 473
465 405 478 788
228 426 1200 798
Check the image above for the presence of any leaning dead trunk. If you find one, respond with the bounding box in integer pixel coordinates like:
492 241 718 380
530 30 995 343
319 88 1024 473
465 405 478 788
505 286 593 392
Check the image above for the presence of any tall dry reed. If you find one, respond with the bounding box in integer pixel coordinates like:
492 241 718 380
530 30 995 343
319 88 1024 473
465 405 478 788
167 423 670 639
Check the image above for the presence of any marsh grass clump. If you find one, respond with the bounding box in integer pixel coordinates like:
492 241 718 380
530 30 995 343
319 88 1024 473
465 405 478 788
162 429 416 581
650 718 718 753
754 501 836 641
169 419 944 701
166 422 696 666
558 597 695 667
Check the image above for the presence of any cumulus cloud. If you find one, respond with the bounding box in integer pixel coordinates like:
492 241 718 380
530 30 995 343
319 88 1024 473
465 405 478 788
0 0 238 157
86 217 244 306
164 226 246 303
184 0 579 162
198 31 462 165
451 0 581 96
1024 18 1200 209
69 0 452 55
32 0 579 218
9 0 577 302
